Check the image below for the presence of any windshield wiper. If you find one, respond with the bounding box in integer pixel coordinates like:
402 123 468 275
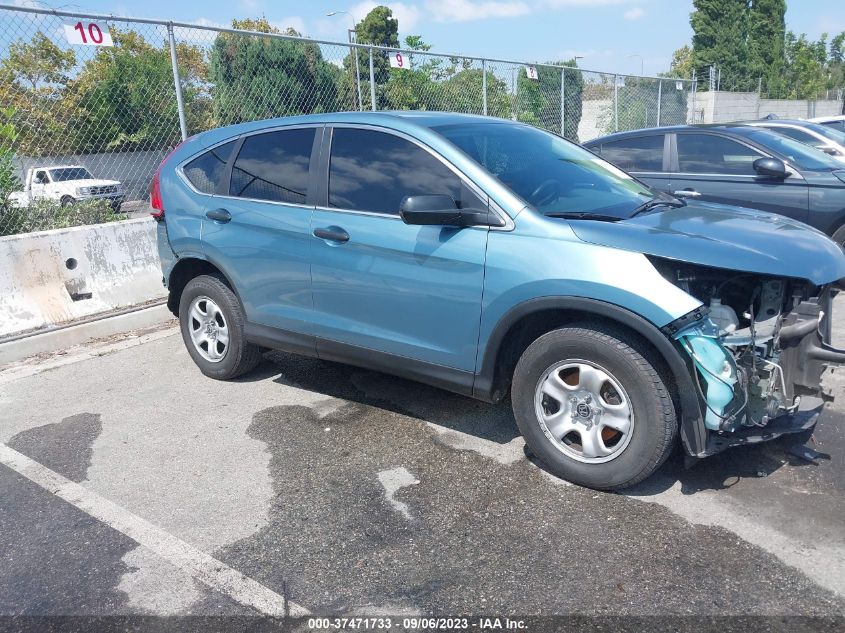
545 212 623 222
629 196 685 218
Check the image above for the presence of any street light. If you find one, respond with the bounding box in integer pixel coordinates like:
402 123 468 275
574 55 584 66
627 53 643 76
327 10 363 110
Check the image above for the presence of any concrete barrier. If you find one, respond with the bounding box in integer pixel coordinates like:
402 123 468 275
0 217 166 337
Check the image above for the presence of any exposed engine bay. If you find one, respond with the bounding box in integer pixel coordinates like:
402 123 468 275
652 258 845 447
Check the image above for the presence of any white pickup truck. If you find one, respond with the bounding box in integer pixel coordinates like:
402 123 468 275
9 166 125 210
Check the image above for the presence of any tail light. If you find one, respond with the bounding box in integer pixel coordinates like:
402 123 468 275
150 140 186 222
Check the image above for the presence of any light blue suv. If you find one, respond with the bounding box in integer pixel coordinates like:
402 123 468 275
153 112 845 490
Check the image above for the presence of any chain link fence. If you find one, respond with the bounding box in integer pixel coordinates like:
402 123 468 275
0 4 695 236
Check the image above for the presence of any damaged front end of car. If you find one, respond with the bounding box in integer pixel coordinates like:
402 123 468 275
655 258 845 457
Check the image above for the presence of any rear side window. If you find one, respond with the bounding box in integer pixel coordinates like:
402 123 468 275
676 134 763 175
229 128 315 204
183 141 236 194
329 128 479 215
598 135 664 172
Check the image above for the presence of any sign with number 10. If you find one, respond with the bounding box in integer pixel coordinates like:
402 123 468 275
63 21 114 47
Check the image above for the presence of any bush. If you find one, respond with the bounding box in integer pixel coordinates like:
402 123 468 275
0 198 123 236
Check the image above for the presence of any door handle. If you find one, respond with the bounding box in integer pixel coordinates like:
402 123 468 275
206 208 232 223
673 189 702 198
313 227 349 243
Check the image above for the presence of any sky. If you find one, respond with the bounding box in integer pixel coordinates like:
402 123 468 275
10 0 845 76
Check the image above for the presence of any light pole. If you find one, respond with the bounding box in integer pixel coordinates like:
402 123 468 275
627 53 643 76
327 10 362 110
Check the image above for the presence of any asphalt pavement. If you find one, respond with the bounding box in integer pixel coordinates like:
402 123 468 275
1 304 844 627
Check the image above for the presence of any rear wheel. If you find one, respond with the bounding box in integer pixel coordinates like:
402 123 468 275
179 275 261 380
511 325 677 490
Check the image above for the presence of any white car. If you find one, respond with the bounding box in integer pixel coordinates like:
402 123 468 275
744 119 845 165
9 165 125 210
810 115 845 134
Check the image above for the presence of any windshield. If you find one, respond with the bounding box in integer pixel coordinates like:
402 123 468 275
743 129 838 171
434 122 655 219
49 167 94 181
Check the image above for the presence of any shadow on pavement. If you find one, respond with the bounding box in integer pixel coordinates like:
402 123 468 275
238 351 840 497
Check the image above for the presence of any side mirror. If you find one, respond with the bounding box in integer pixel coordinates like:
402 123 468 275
399 194 502 227
753 157 788 179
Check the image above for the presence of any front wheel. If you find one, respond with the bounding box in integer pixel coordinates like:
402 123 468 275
511 325 677 490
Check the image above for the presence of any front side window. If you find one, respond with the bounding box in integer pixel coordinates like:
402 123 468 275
676 134 763 175
598 135 665 172
328 128 483 215
49 167 93 181
743 128 838 172
821 120 845 133
230 128 315 204
435 121 655 219
766 126 824 149
183 141 236 194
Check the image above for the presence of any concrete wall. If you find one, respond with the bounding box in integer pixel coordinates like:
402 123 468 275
0 217 166 337
690 91 843 124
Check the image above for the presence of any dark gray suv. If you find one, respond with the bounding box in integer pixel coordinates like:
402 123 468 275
585 125 845 244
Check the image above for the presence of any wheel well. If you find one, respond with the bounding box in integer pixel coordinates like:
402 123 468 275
166 258 233 316
489 309 677 406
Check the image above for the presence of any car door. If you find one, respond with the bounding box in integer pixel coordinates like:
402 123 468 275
592 133 671 192
669 131 809 223
310 125 490 374
32 170 48 199
198 125 320 339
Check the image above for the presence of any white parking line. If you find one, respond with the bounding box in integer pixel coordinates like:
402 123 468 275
0 443 308 617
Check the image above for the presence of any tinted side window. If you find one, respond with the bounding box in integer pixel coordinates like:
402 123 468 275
183 140 236 194
768 126 823 148
822 121 845 133
598 135 664 172
676 134 763 175
329 128 475 215
230 129 315 203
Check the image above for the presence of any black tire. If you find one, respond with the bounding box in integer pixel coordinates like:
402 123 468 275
831 224 845 249
60 196 75 207
511 325 677 490
178 274 262 380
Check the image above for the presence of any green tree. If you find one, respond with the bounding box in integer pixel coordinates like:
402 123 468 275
690 0 752 89
747 0 786 96
0 107 21 211
210 18 342 125
0 32 76 155
665 45 694 79
67 29 204 152
782 31 828 99
343 6 400 109
514 61 584 140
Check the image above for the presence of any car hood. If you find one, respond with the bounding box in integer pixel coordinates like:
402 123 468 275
566 201 845 285
57 179 121 188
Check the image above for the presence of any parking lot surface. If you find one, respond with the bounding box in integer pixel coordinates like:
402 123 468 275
1 309 845 621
